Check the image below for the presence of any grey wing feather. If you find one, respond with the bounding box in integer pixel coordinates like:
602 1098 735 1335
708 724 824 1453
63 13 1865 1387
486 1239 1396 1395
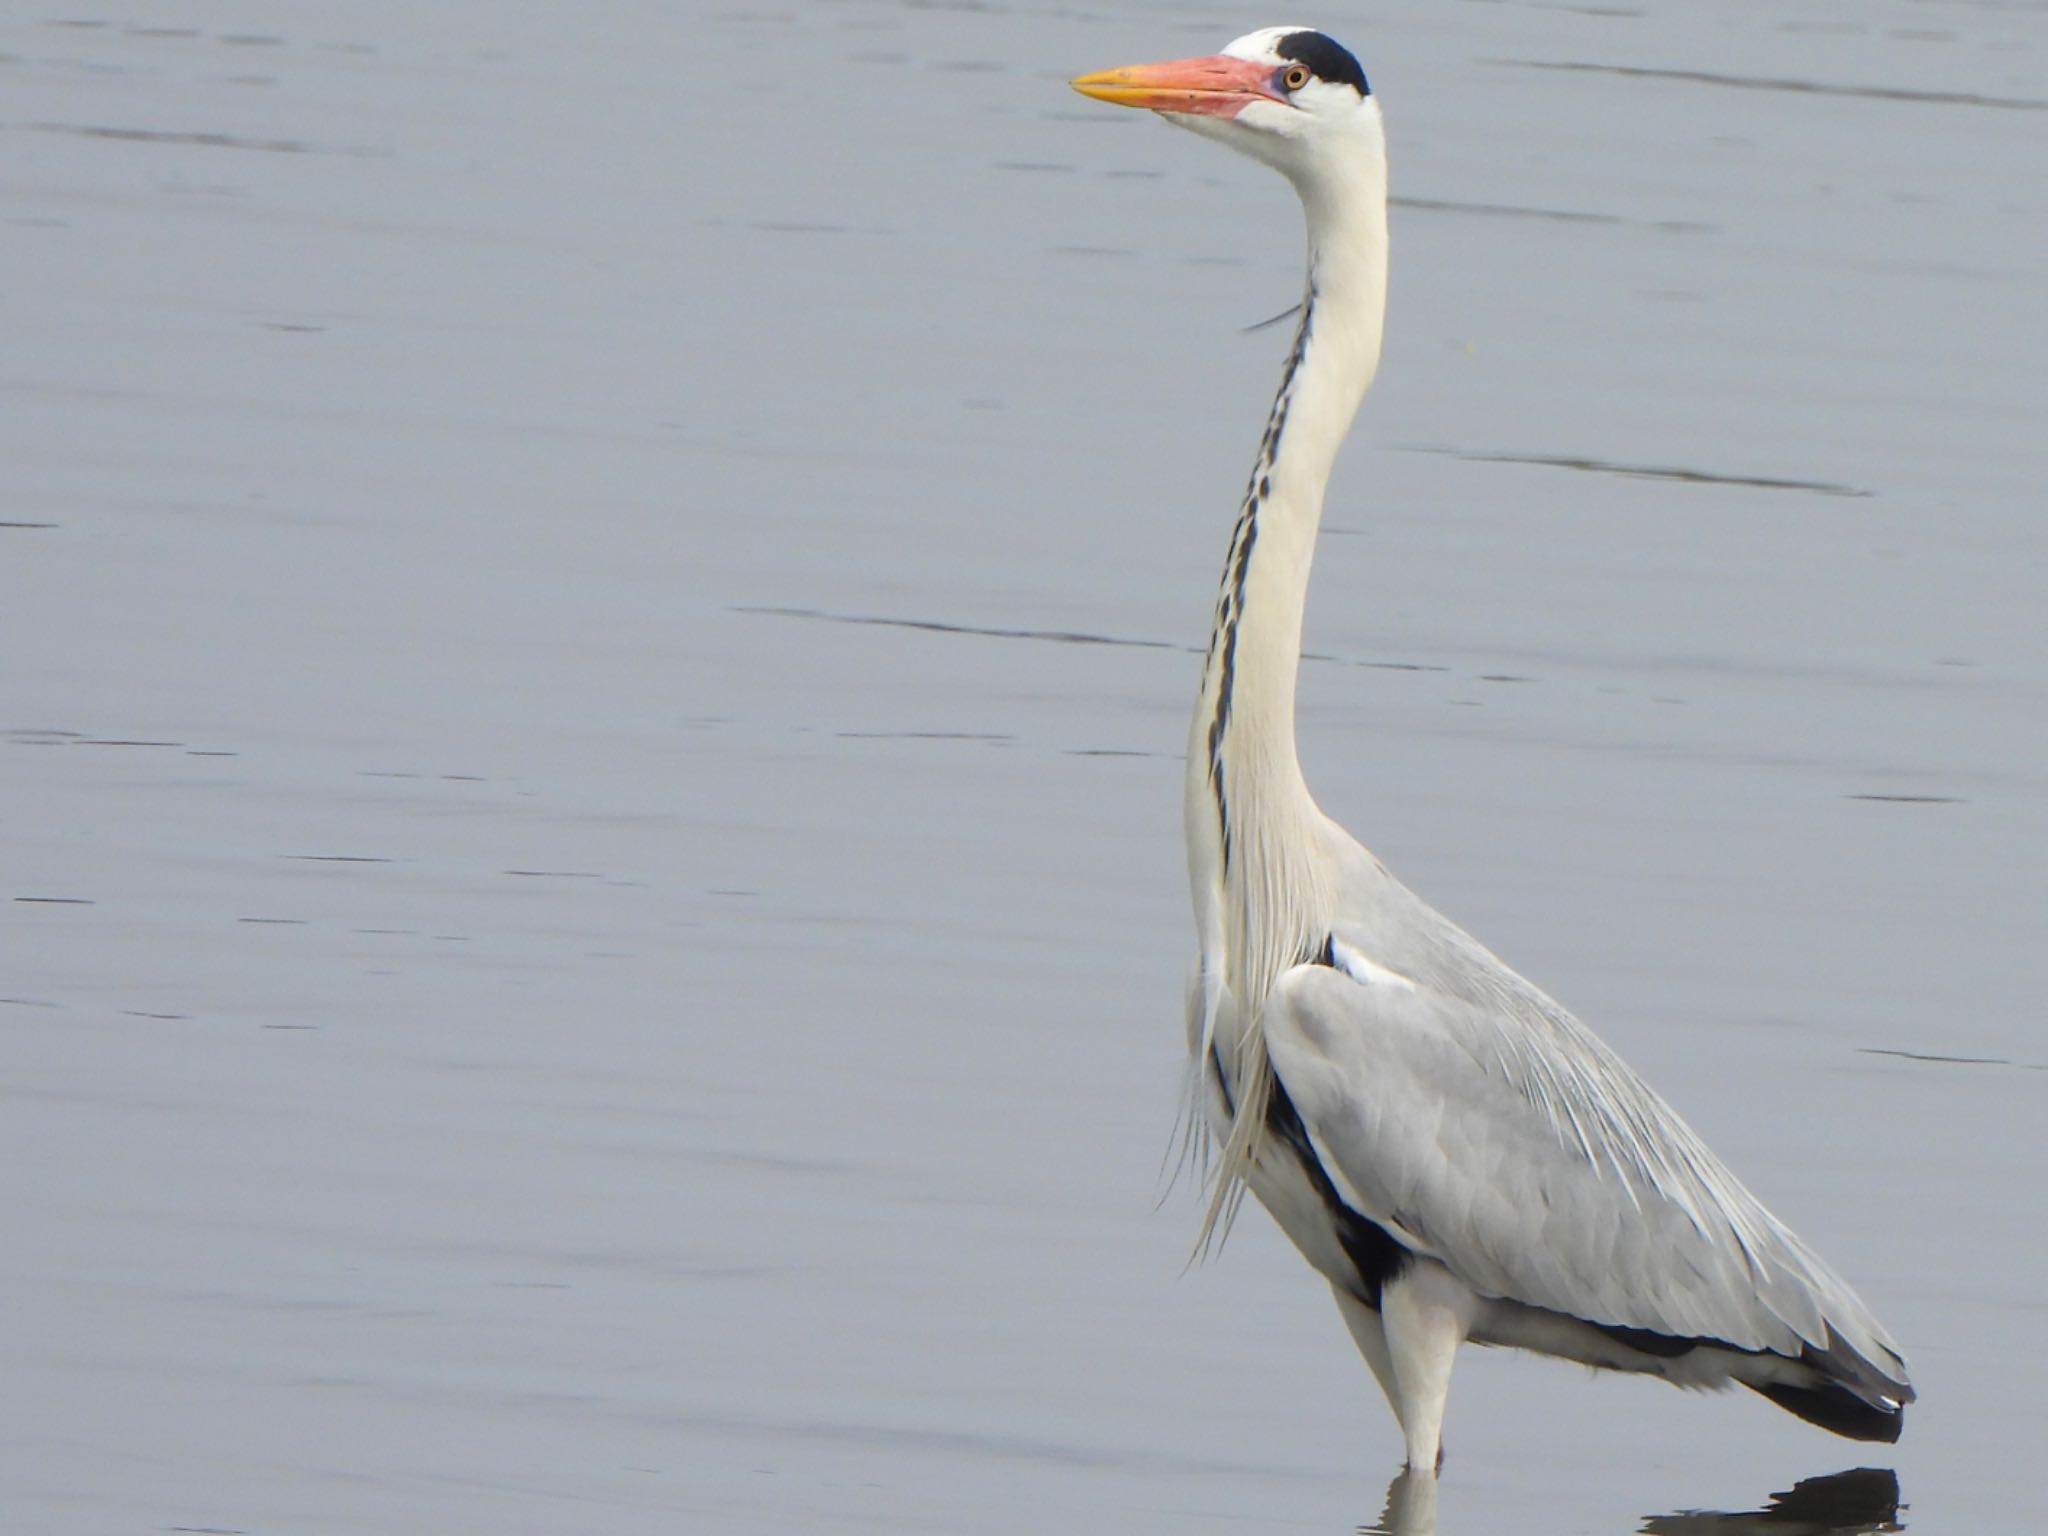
1263 955 1906 1382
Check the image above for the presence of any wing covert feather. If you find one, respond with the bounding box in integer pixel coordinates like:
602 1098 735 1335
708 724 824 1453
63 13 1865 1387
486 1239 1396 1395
1265 962 1896 1365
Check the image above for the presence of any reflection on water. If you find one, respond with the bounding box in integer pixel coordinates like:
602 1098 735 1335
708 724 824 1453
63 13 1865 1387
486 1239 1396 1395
1641 1468 1902 1535
1362 1467 1902 1536
1363 1470 1440 1536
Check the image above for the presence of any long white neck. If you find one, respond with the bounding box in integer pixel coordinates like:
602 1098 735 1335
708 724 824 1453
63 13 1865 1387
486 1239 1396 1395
1186 117 1389 1243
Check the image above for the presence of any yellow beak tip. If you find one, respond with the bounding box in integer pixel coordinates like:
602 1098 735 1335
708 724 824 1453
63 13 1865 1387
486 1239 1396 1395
1069 72 1131 105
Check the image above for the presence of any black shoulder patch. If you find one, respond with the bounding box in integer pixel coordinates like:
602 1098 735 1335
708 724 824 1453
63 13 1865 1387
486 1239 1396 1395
1264 1075 1409 1303
1276 30 1369 95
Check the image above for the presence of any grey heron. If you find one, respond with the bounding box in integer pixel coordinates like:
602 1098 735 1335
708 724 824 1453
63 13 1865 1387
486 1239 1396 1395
1071 27 1913 1472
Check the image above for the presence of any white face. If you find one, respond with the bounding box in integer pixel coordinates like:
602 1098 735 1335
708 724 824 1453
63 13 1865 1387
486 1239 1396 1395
1071 27 1379 184
1223 30 1369 126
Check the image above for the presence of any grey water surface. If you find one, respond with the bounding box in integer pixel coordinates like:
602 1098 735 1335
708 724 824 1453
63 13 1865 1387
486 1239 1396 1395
2 2 2043 1532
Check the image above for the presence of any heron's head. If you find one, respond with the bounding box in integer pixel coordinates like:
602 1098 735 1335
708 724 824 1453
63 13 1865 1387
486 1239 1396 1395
1070 27 1378 187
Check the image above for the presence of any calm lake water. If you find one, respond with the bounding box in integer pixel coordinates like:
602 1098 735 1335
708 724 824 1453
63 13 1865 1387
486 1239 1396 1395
3 2 2043 1532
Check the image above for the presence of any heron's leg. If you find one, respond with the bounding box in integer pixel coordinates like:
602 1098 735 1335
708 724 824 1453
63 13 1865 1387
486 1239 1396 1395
1379 1259 1474 1473
1330 1283 1401 1423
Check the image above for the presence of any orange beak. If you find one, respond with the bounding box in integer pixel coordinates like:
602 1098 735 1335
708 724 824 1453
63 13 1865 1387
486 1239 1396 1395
1070 54 1284 119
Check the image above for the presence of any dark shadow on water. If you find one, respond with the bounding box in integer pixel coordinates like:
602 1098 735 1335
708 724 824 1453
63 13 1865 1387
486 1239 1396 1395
1403 445 1871 498
733 602 1184 653
1361 1466 1901 1536
1391 194 1710 234
1495 59 2048 113
735 603 1451 674
23 121 390 157
1861 1045 2046 1073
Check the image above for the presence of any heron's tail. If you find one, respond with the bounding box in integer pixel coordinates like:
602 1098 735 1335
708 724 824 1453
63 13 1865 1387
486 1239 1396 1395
1747 1323 1914 1443
1749 1378 1904 1443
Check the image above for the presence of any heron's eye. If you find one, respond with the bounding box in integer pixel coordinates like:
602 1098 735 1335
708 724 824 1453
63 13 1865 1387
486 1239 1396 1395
1282 65 1311 92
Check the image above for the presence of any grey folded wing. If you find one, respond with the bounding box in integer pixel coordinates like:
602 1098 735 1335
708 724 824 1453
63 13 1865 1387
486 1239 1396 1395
1263 958 1908 1392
